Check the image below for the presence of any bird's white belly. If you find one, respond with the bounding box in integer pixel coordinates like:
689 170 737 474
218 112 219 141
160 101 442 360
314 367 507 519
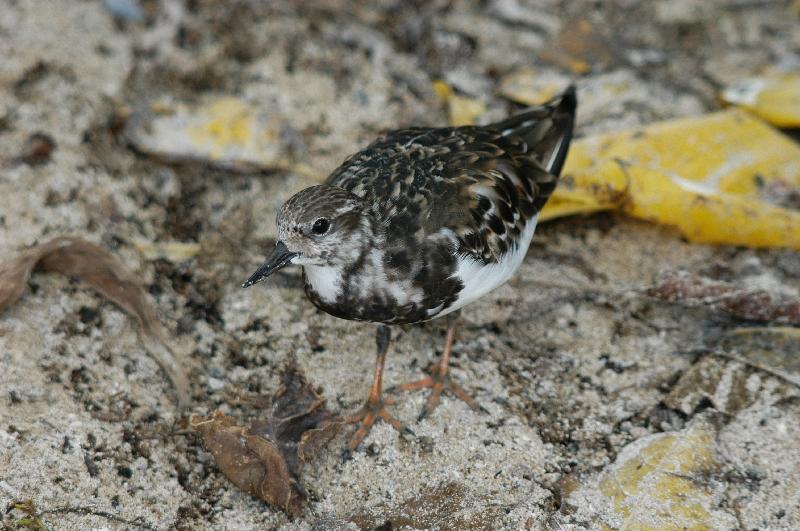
437 216 538 318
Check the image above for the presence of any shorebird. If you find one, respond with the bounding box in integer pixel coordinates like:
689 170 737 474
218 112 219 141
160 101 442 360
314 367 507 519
244 86 577 452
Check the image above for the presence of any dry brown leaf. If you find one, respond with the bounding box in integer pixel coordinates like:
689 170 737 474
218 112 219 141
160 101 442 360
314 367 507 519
193 411 302 513
192 366 340 516
666 331 800 415
0 237 189 407
646 270 800 325
716 327 800 389
348 482 500 530
664 357 761 416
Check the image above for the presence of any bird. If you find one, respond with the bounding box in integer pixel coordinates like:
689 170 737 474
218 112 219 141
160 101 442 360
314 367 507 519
243 86 577 453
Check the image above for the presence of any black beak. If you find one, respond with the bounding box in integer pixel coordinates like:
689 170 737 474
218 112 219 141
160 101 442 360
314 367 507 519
242 241 297 288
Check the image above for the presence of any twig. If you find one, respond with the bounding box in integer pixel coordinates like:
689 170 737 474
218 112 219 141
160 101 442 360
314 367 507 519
39 506 158 531
699 347 800 389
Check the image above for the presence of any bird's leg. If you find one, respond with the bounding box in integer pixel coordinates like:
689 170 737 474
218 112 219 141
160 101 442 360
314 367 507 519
343 324 411 453
390 311 484 421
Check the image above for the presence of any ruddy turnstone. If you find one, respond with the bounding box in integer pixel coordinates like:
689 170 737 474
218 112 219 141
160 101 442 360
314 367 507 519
244 86 577 452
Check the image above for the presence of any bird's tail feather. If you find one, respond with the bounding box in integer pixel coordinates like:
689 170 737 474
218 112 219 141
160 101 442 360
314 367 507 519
495 85 577 176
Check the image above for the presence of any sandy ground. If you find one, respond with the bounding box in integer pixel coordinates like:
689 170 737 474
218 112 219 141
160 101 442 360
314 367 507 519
1 0 799 529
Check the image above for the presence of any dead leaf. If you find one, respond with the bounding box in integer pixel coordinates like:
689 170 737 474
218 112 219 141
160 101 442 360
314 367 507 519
664 357 760 416
646 270 800 325
547 109 800 249
667 328 800 417
193 411 302 513
432 80 486 126
125 97 321 178
721 72 800 128
349 482 500 530
192 366 340 515
590 420 721 529
716 327 800 389
0 237 189 407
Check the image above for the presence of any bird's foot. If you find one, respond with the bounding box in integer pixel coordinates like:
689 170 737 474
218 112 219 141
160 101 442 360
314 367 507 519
341 395 413 456
389 365 486 421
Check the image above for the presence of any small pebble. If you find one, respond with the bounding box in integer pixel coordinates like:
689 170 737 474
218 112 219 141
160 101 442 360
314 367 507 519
208 377 226 391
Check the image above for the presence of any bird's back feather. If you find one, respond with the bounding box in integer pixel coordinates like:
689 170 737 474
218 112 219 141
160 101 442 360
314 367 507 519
316 87 577 322
327 86 577 265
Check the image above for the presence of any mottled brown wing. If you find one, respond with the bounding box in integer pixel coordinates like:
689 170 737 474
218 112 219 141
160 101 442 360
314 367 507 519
328 86 577 264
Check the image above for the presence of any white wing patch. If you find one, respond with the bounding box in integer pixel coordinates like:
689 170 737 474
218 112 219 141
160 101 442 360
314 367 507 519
435 215 539 318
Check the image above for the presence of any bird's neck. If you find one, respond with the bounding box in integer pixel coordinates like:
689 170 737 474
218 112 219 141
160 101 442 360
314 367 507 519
303 263 345 305
303 213 377 303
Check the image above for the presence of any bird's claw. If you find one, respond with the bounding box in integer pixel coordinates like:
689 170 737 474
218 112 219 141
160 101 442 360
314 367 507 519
342 395 410 455
392 369 484 422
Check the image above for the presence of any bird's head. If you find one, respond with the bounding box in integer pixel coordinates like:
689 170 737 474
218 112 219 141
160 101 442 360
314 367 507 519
242 185 366 287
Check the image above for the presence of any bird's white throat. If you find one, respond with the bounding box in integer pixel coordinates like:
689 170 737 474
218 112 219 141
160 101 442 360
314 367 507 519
303 263 344 304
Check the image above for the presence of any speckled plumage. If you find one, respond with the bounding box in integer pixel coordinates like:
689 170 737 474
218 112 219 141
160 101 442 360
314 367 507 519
244 87 577 450
287 86 577 324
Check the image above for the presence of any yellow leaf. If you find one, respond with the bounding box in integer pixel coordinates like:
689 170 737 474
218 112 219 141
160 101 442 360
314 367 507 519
432 80 486 126
545 109 800 249
187 98 257 159
498 68 562 107
447 95 486 127
722 73 800 128
129 97 312 175
598 422 717 531
432 79 453 100
132 240 201 262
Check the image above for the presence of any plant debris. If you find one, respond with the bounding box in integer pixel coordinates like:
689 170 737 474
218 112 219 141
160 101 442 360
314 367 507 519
6 500 46 531
131 239 201 263
668 332 800 416
348 482 499 530
8 132 56 167
721 72 800 128
0 237 189 407
432 80 486 126
191 366 341 516
646 270 800 325
716 327 800 389
124 97 319 177
588 420 721 529
546 109 800 249
664 357 760 416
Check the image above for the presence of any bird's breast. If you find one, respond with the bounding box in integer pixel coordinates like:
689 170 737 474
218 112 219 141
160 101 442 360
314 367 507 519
301 252 430 324
302 264 344 306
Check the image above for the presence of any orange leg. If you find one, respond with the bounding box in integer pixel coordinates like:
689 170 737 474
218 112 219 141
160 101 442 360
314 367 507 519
390 312 485 421
343 325 411 454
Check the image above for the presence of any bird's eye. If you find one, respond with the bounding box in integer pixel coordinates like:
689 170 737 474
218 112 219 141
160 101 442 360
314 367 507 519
311 218 330 235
